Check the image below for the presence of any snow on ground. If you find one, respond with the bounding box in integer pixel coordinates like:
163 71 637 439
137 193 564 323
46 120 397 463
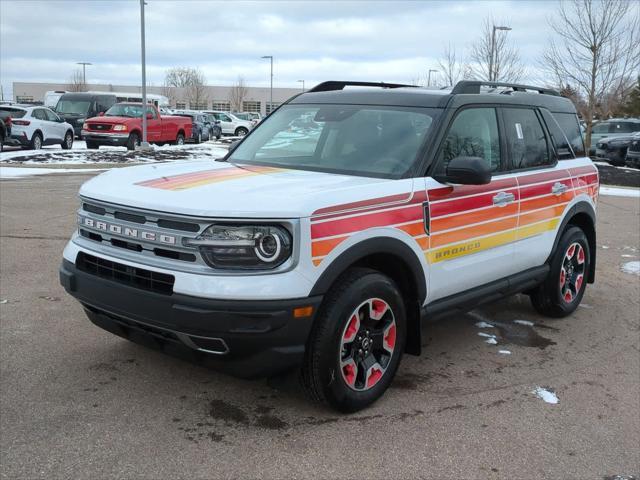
498 350 512 355
513 319 535 326
477 332 498 344
599 186 640 198
475 321 495 329
0 167 106 178
621 261 640 276
533 387 559 404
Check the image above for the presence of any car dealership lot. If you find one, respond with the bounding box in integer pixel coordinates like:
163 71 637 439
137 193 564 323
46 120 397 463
0 173 638 479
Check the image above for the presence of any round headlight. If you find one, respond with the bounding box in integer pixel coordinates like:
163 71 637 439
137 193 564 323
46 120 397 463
255 233 282 262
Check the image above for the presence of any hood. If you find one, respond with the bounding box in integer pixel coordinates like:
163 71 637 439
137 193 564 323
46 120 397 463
86 115 131 124
79 160 410 218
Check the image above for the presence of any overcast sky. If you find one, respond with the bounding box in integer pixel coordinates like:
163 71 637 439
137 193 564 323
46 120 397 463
0 0 630 98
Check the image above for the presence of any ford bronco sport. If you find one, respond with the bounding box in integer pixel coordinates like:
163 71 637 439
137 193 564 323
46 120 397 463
60 80 598 412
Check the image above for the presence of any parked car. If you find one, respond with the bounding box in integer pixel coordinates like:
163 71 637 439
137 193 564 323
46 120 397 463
61 80 598 412
624 132 640 168
0 114 10 151
81 103 192 150
173 112 211 144
0 105 74 150
595 131 640 166
203 113 222 139
44 90 67 109
203 110 253 136
232 112 262 126
589 118 640 155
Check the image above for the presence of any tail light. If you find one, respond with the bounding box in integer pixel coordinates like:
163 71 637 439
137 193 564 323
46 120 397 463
13 120 30 126
5 116 11 126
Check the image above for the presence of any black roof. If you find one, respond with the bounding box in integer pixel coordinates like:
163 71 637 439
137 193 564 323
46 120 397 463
289 80 577 114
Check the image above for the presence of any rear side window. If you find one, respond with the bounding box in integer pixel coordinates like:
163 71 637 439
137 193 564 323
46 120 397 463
0 108 27 119
435 107 501 174
502 108 552 170
540 110 573 160
44 109 60 122
613 122 640 133
32 109 47 120
592 122 609 134
553 113 585 157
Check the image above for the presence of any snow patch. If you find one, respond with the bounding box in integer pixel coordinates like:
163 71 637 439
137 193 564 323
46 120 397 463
0 167 105 178
513 319 535 326
485 337 498 345
621 254 636 258
601 245 610 249
599 186 640 198
498 350 511 355
579 303 593 309
621 261 640 276
475 321 494 329
533 387 559 404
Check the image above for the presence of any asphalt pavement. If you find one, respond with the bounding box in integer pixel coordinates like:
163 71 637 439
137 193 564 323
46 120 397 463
1 173 638 479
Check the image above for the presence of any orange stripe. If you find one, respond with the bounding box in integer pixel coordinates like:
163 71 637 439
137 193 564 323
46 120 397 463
395 221 425 236
149 169 254 190
430 216 517 248
311 236 348 257
414 236 429 250
431 203 517 232
519 192 572 212
519 204 565 226
312 258 323 266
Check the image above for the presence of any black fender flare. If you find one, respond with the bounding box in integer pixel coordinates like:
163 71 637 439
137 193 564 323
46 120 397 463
548 201 597 282
309 236 427 302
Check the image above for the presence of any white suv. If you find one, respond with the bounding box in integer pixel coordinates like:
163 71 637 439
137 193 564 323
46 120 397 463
1 105 74 150
204 110 254 136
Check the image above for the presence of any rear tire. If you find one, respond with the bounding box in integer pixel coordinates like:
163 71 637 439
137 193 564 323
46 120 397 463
30 132 43 150
530 226 590 318
61 131 73 150
126 132 140 151
175 132 185 146
195 132 201 144
86 141 99 150
301 268 406 412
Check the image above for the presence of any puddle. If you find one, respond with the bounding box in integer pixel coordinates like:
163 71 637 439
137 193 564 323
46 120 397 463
492 321 557 349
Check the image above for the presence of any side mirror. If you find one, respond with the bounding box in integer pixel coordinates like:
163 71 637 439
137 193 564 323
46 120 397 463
146 113 153 120
435 156 492 185
98 112 104 116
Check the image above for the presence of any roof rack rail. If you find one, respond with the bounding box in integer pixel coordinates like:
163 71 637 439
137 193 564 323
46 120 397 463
308 81 416 93
451 80 560 96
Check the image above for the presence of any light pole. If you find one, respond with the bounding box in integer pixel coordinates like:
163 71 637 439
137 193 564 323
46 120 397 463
297 79 305 92
76 62 92 85
427 69 438 87
490 25 511 82
139 0 150 149
261 55 273 114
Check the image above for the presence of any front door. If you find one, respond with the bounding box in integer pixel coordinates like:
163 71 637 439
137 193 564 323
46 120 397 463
145 106 162 142
425 107 519 302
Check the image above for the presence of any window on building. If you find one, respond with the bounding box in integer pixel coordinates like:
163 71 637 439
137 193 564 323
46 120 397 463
435 107 501 174
190 102 208 111
503 108 552 169
212 101 230 111
16 96 35 104
242 101 261 113
175 102 186 110
266 102 280 115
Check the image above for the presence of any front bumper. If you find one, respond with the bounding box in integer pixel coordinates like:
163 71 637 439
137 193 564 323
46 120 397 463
81 131 129 146
625 150 640 167
59 259 322 378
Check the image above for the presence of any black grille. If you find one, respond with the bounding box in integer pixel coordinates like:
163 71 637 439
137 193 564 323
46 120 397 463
83 203 106 215
90 123 112 131
76 252 174 295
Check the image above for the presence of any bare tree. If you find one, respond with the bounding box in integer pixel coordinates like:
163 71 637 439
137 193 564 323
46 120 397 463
468 16 524 83
438 43 465 87
67 69 86 92
229 76 249 111
542 0 640 149
164 67 209 109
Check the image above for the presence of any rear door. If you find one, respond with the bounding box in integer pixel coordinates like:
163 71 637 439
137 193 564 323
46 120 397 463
32 108 53 141
425 107 519 302
501 107 574 272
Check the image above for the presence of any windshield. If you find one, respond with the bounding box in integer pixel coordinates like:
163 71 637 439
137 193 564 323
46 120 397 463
105 104 146 118
56 100 91 115
234 113 250 120
227 104 439 177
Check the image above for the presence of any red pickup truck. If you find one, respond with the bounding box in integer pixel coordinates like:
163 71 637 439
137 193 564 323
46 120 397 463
82 103 192 150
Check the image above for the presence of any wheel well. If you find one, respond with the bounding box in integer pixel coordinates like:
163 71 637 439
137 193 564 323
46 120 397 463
177 129 185 137
566 212 597 283
129 130 141 138
350 253 422 356
33 130 43 139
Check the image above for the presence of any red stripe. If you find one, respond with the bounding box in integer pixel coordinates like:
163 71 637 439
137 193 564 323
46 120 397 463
311 204 423 239
312 192 413 216
311 191 427 221
517 170 568 187
519 178 573 200
430 188 518 218
569 165 597 177
428 178 516 201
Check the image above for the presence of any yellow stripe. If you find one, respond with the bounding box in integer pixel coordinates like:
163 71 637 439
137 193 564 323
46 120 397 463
516 217 560 240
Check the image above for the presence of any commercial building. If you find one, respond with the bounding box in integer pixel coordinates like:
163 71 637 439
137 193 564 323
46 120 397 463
11 82 302 115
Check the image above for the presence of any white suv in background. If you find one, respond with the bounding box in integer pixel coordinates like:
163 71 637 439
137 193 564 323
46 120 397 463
0 105 74 150
204 110 254 136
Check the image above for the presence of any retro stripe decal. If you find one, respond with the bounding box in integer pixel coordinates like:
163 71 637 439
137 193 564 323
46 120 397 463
136 165 283 190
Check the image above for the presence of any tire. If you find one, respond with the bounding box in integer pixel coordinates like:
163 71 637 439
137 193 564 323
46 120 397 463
61 131 73 150
86 141 99 150
195 132 201 144
530 226 590 318
235 127 248 137
126 132 140 151
301 268 406 412
175 132 185 146
30 132 43 150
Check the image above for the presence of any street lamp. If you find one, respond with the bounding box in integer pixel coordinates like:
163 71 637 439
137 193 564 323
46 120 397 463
490 25 512 82
139 0 151 149
427 69 438 87
76 62 92 85
297 79 305 92
261 55 273 114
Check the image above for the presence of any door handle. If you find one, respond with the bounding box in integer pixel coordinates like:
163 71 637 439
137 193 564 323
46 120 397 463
492 191 515 207
551 182 568 195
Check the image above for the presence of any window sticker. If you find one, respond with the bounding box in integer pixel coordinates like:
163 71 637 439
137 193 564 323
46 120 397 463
515 123 524 140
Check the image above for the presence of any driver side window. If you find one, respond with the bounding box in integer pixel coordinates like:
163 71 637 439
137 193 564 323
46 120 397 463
435 108 501 175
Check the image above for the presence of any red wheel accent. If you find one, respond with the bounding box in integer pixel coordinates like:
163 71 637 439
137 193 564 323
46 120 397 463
371 299 388 320
564 290 573 302
342 361 356 387
577 246 585 264
560 268 566 287
566 244 576 259
384 324 396 350
575 274 583 291
343 315 359 342
366 366 383 388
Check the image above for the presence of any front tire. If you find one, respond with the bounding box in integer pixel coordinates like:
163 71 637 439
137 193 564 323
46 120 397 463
235 127 248 137
61 131 73 150
126 132 140 151
30 132 43 150
301 268 406 412
530 226 590 317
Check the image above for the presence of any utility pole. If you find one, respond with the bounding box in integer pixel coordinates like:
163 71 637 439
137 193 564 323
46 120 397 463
261 55 273 114
427 69 438 87
490 25 511 82
297 80 305 92
139 0 150 149
76 62 92 85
